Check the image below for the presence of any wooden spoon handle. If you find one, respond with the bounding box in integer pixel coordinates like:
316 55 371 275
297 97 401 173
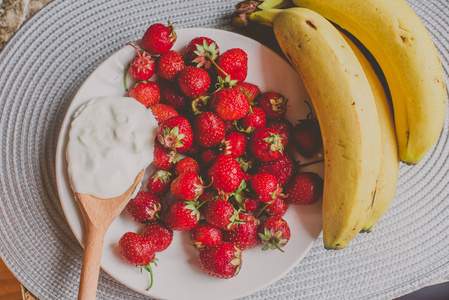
78 225 107 300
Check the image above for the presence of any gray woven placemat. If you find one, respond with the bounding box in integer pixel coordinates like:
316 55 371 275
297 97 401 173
0 0 448 299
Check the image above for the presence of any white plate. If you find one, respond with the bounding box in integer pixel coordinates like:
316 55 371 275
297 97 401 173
55 28 323 300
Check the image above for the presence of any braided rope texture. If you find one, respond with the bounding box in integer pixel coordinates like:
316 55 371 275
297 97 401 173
0 0 448 299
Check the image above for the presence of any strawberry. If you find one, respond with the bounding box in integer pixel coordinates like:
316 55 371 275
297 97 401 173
127 43 155 81
266 118 293 146
190 220 223 250
157 50 186 81
200 149 219 167
157 116 193 152
284 172 323 205
243 197 260 212
221 132 247 158
177 66 211 98
216 48 248 82
207 154 243 195
222 213 260 251
186 37 220 69
210 88 249 121
203 198 241 231
118 232 156 290
170 172 204 201
258 92 288 120
153 140 179 170
160 83 186 109
147 169 172 195
235 153 255 173
240 107 266 133
233 81 260 104
249 127 285 162
142 221 174 252
129 81 160 108
265 197 288 217
163 200 200 231
184 141 201 156
258 216 291 252
197 189 219 213
249 173 283 203
293 118 322 158
174 157 200 175
193 112 226 147
142 22 176 55
224 121 237 133
198 242 242 279
150 103 179 124
126 191 161 223
256 154 295 186
241 172 253 181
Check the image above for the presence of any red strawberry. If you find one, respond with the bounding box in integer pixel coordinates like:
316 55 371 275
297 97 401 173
157 116 193 152
200 149 219 166
126 191 161 223
177 66 211 98
160 83 186 109
224 121 237 133
193 112 226 147
249 127 285 162
256 154 295 186
198 242 242 279
186 37 220 69
157 50 186 81
142 221 174 252
129 81 160 108
127 43 155 81
241 172 253 181
258 216 291 252
150 103 179 124
207 154 243 195
243 197 260 212
258 92 288 120
216 48 248 83
142 22 176 55
233 81 260 104
240 107 266 133
153 141 179 170
210 88 249 121
174 157 200 175
222 213 260 251
266 118 293 146
203 198 241 231
118 232 156 290
163 200 200 231
197 189 219 213
184 141 201 156
284 172 323 205
190 220 223 250
293 118 322 158
170 172 204 201
265 197 289 217
221 132 247 158
147 169 172 195
249 173 283 203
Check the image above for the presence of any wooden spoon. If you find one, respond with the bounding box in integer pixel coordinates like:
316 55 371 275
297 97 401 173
75 169 145 300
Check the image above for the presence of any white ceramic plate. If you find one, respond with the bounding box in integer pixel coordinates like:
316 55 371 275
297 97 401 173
56 28 323 300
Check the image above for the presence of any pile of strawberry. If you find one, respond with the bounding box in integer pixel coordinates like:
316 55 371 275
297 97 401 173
118 21 324 289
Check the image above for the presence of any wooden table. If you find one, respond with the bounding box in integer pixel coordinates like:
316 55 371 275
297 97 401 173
0 258 22 300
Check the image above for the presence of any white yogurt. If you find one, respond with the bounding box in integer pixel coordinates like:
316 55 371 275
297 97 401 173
66 96 157 199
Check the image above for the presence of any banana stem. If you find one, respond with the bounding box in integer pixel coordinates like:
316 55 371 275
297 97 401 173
247 9 281 26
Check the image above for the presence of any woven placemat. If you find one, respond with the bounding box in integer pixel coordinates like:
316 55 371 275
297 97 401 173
0 0 448 299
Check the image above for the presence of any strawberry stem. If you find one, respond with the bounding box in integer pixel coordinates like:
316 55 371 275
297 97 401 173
127 42 144 61
255 201 271 218
123 63 130 91
144 263 154 291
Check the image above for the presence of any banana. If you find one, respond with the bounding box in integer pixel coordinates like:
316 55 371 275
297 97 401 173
291 0 447 164
249 8 381 249
339 33 400 232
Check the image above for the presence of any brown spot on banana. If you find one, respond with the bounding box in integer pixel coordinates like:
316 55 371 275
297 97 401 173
306 20 317 29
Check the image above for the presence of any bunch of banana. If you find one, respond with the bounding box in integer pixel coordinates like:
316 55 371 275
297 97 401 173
232 0 446 249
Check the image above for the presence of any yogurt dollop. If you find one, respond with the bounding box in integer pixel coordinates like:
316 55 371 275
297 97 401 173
66 96 157 199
